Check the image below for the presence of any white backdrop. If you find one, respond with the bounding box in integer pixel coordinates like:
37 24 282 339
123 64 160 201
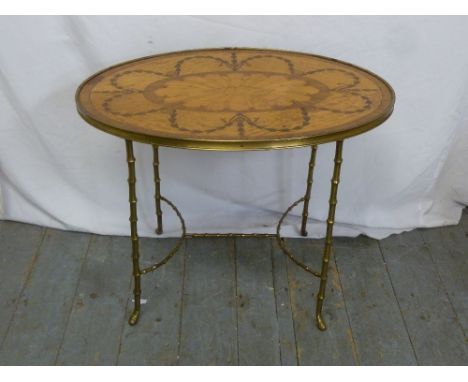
0 16 467 239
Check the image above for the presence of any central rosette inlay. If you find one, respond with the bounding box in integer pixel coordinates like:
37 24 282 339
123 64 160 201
147 72 322 112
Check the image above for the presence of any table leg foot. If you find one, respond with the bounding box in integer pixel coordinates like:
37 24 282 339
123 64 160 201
128 309 140 326
155 227 163 235
316 313 327 331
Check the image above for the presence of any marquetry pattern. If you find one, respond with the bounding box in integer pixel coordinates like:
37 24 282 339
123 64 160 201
77 48 393 142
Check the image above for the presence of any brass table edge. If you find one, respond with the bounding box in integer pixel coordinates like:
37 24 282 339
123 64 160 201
77 104 393 151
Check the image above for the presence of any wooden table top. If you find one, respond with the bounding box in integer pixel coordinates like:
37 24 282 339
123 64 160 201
76 48 395 150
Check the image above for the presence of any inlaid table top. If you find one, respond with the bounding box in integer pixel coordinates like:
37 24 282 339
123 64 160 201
76 48 395 150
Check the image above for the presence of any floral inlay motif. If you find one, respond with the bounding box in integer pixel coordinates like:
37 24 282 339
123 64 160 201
151 73 322 112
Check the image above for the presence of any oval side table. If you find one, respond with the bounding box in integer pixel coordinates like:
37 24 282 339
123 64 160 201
76 47 395 331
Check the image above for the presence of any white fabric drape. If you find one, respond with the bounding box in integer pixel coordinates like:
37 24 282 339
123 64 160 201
0 16 467 239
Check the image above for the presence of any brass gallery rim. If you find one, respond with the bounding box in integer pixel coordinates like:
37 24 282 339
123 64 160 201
76 47 395 150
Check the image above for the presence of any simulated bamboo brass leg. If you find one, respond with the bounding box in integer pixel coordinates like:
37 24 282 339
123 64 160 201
316 140 343 331
126 139 141 326
153 145 163 235
301 145 318 236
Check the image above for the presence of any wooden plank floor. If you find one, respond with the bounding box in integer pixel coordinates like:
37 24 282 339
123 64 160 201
1 210 467 365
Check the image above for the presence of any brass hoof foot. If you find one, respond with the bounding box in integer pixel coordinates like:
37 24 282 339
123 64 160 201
155 227 163 235
316 314 327 331
128 310 140 326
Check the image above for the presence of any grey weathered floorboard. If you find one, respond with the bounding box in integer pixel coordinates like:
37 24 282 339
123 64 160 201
419 225 468 339
0 228 91 365
334 236 417 365
1 219 467 365
271 239 298 365
178 238 237 365
0 222 45 345
379 230 468 365
285 239 359 365
56 235 131 365
235 238 280 365
118 238 185 365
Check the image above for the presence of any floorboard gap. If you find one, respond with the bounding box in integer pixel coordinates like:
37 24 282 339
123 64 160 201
377 240 420 365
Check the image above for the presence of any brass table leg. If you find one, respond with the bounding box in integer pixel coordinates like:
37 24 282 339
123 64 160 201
125 139 142 326
300 145 318 236
316 140 343 331
153 145 163 235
